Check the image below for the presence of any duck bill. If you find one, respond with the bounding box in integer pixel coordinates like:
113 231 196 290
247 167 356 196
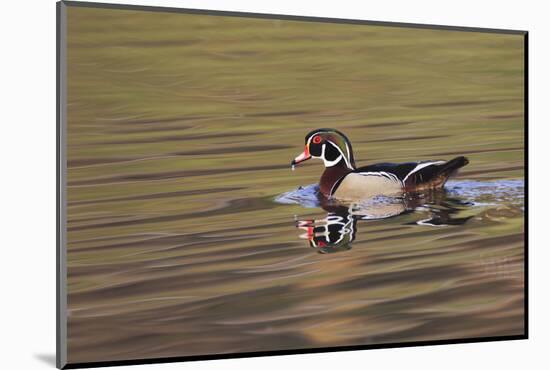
291 146 311 168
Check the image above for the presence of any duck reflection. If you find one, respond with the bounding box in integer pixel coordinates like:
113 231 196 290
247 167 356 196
296 190 472 253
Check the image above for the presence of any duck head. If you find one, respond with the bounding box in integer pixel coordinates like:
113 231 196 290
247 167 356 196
291 128 356 170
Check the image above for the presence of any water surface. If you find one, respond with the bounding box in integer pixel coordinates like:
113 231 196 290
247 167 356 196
65 7 525 364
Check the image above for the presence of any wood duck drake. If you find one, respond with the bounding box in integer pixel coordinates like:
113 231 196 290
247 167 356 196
291 128 469 201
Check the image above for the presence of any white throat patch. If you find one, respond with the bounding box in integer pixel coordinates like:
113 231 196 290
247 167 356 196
323 152 342 167
322 142 353 169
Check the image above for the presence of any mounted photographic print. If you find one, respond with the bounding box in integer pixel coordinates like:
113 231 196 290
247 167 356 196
57 1 527 368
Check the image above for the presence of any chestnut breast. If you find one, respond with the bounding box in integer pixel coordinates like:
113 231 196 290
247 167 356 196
319 166 351 197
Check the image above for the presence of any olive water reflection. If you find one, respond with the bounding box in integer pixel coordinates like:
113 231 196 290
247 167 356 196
277 180 523 254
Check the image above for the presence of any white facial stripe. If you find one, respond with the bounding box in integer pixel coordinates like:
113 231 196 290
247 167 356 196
326 141 353 169
321 144 343 167
344 141 351 163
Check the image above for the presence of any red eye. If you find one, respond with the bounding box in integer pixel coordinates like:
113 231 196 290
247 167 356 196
312 135 322 144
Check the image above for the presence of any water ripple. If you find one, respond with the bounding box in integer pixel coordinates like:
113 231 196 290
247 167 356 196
275 179 524 211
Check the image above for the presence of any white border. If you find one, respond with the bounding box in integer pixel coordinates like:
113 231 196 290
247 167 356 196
3 1 546 370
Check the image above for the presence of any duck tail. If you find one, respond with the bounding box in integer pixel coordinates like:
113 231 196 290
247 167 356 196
440 156 469 175
405 156 469 190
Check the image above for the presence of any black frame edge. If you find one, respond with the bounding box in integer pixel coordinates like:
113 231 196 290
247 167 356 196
523 32 529 339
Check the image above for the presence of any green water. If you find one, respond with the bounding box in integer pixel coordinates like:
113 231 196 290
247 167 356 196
65 6 524 364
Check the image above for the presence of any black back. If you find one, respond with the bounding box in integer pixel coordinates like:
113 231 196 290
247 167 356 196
354 162 420 182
